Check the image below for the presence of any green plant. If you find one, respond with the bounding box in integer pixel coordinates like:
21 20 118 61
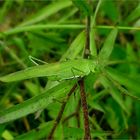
0 0 140 139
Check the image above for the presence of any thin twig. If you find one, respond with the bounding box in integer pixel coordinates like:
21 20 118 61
47 84 77 140
75 99 81 127
78 78 91 140
78 4 92 139
62 112 77 123
84 16 91 59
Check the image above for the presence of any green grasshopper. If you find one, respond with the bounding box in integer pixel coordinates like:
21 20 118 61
0 59 97 82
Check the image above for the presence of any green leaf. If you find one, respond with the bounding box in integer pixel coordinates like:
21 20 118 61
1 130 14 140
60 31 85 61
0 42 26 68
58 7 78 23
98 28 118 67
106 67 140 96
72 0 92 16
125 4 140 23
91 130 111 138
102 0 119 22
24 81 40 96
0 81 75 124
88 101 105 113
0 24 85 38
0 0 13 22
90 0 102 57
15 121 53 140
91 0 102 27
90 29 97 57
12 37 29 57
135 31 140 46
135 102 140 138
19 0 73 26
104 98 128 132
64 93 79 127
99 75 129 114
126 43 137 75
63 127 84 138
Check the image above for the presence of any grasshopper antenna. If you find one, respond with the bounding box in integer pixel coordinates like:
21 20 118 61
29 55 48 66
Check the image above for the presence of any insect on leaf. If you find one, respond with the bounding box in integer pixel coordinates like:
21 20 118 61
0 59 97 82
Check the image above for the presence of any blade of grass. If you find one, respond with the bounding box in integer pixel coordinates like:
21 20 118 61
90 0 102 57
19 0 73 26
90 28 97 57
0 81 75 124
60 31 85 61
125 3 140 23
98 28 118 67
0 0 13 22
1 25 140 38
0 41 26 68
14 122 53 140
58 7 78 23
126 43 137 75
0 24 85 38
103 99 128 132
99 75 129 114
72 0 92 16
106 67 140 94
91 0 102 27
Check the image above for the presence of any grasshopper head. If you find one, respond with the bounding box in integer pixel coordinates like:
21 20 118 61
89 60 98 73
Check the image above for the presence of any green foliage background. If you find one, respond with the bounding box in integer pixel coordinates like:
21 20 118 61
0 0 140 139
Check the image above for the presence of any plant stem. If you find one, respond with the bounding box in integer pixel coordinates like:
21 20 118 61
84 16 91 58
78 78 91 140
78 6 92 138
1 24 140 38
47 84 77 140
